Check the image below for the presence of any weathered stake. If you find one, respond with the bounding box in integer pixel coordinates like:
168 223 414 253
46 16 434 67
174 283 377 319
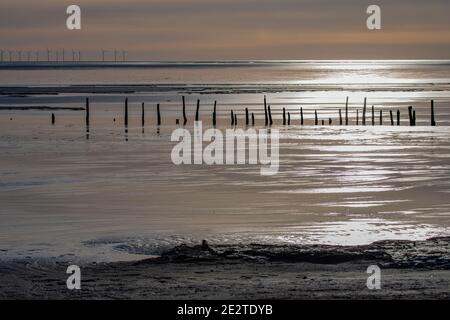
283 107 286 125
362 98 367 125
345 96 349 125
339 109 342 125
268 105 273 126
379 110 383 125
245 107 249 126
397 110 400 126
213 101 217 126
195 99 200 121
231 110 234 126
390 110 394 125
85 97 90 126
288 112 291 125
300 107 304 125
356 110 359 125
264 96 268 126
124 97 128 127
157 103 161 126
371 106 375 126
141 102 145 127
51 113 55 125
315 110 318 125
182 96 187 125
431 100 436 126
408 106 413 126
251 112 255 126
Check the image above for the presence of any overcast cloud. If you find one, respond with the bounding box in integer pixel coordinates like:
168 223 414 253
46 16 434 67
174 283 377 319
1 0 450 60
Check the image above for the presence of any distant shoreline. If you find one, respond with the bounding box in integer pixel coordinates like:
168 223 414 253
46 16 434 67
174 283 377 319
1 83 448 96
1 60 450 70
0 106 84 111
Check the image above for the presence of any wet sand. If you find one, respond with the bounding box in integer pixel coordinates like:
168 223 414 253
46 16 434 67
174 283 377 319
1 237 449 300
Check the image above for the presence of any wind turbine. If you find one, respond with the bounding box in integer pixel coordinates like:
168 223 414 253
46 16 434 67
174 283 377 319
101 49 107 62
114 49 118 62
78 51 81 61
47 49 51 62
62 49 65 62
35 51 39 62
17 50 22 61
121 50 127 62
8 50 13 62
56 50 59 62
72 49 76 61
26 51 31 62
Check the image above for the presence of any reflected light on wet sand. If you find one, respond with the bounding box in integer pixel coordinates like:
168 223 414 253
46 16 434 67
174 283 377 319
274 218 450 246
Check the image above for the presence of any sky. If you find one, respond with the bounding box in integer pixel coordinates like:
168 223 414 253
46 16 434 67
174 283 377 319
1 0 450 60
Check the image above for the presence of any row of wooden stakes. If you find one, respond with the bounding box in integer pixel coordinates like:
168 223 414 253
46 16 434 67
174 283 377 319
50 96 437 127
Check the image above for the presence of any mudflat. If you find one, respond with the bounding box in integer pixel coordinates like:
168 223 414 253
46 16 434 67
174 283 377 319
1 237 449 299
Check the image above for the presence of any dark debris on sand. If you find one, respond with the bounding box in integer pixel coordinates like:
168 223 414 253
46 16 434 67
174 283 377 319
138 237 450 270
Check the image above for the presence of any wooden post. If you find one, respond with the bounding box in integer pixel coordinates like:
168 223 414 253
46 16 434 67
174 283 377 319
339 109 342 125
251 112 255 126
345 96 349 125
213 101 217 127
264 96 268 126
245 107 249 126
379 110 383 125
362 98 366 125
397 110 400 126
408 106 413 126
315 110 318 125
322 119 325 125
431 100 436 126
300 107 304 125
182 96 187 125
390 110 394 125
231 110 234 126
371 106 375 126
157 103 161 126
288 112 291 125
124 97 128 127
268 105 273 126
195 99 200 121
356 110 359 125
283 107 286 125
413 110 416 126
85 97 90 127
51 113 55 125
141 102 145 127
328 118 332 125
234 113 237 126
